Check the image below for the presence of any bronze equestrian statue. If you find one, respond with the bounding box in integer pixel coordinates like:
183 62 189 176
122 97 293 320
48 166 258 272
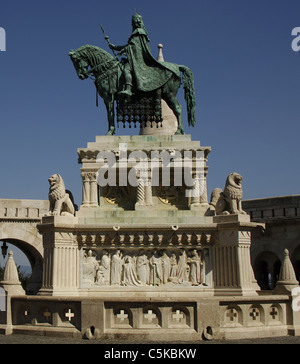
69 13 196 135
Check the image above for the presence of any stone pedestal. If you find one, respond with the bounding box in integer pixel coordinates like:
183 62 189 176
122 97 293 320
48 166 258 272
213 215 260 296
77 135 211 213
11 134 291 341
139 99 178 136
38 216 79 297
36 135 261 298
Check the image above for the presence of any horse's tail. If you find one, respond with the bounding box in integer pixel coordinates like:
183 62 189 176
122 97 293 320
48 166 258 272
179 65 196 127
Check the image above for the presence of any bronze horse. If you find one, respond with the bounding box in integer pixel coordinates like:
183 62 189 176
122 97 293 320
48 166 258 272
69 45 196 135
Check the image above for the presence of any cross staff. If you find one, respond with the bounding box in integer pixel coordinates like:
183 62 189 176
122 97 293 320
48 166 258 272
100 24 118 58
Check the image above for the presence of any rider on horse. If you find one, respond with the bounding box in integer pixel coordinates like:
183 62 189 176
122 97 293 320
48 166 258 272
108 13 179 99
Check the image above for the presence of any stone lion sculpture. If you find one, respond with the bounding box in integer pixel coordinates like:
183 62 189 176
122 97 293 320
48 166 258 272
210 172 247 215
46 174 75 216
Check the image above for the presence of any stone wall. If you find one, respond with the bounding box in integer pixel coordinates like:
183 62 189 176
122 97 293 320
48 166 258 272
10 294 299 341
0 199 49 220
243 196 300 289
244 195 300 222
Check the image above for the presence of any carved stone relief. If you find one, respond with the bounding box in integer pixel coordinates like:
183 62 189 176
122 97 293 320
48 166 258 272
80 247 210 288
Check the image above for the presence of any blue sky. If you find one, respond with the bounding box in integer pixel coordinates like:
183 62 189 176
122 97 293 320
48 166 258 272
1 0 300 209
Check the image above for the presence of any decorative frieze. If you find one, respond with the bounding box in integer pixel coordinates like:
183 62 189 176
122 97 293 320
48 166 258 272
80 246 210 288
77 231 216 248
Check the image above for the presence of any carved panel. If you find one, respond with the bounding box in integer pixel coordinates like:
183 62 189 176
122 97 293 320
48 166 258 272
79 247 211 288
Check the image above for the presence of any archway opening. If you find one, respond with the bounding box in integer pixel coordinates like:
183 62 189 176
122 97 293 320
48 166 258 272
291 246 300 283
0 239 42 294
254 251 281 290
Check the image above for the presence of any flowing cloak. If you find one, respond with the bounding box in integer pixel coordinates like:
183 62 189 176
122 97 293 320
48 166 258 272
82 254 97 283
136 254 149 284
170 255 178 278
188 255 201 284
101 254 111 285
161 255 171 284
125 28 180 92
111 253 122 285
149 255 163 285
122 257 144 287
177 251 188 282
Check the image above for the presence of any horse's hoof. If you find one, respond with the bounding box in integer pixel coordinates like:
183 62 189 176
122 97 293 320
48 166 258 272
175 129 185 135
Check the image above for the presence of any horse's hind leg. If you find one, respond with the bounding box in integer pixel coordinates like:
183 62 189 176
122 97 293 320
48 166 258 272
104 98 116 135
162 93 184 135
162 78 184 135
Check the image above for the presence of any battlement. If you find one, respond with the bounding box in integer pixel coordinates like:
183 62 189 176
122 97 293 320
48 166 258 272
0 199 49 220
244 195 300 221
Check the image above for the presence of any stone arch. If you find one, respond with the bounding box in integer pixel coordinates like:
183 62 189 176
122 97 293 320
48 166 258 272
224 305 243 326
291 245 300 283
248 304 265 325
269 303 283 324
171 305 191 328
253 251 281 290
0 222 43 294
142 305 162 327
113 306 133 328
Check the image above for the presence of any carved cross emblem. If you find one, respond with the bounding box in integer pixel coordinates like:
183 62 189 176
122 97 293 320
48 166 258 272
65 308 75 321
172 310 184 322
144 310 157 323
117 310 128 322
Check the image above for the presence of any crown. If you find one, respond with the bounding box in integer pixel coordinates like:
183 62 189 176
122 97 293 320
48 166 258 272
132 9 142 20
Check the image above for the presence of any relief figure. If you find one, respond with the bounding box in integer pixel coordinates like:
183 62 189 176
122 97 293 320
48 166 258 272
100 250 111 285
161 250 171 284
111 249 123 285
81 247 209 288
187 249 201 285
149 249 163 286
136 249 149 284
122 255 145 286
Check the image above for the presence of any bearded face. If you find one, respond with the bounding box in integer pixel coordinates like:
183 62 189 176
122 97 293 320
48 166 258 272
132 15 144 29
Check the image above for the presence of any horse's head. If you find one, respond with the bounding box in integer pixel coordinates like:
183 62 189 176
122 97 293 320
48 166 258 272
69 45 115 80
68 49 89 80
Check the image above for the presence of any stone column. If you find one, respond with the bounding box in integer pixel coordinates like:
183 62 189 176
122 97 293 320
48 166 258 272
145 172 153 206
213 215 260 296
200 168 209 205
135 169 153 209
189 148 210 211
81 171 99 208
136 178 145 207
89 172 99 207
190 173 201 209
81 172 91 207
39 217 79 296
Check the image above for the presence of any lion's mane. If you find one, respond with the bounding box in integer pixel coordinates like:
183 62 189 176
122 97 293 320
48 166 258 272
224 173 243 201
49 174 66 202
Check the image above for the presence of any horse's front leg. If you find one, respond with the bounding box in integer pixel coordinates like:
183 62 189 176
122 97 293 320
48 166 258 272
104 97 116 135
